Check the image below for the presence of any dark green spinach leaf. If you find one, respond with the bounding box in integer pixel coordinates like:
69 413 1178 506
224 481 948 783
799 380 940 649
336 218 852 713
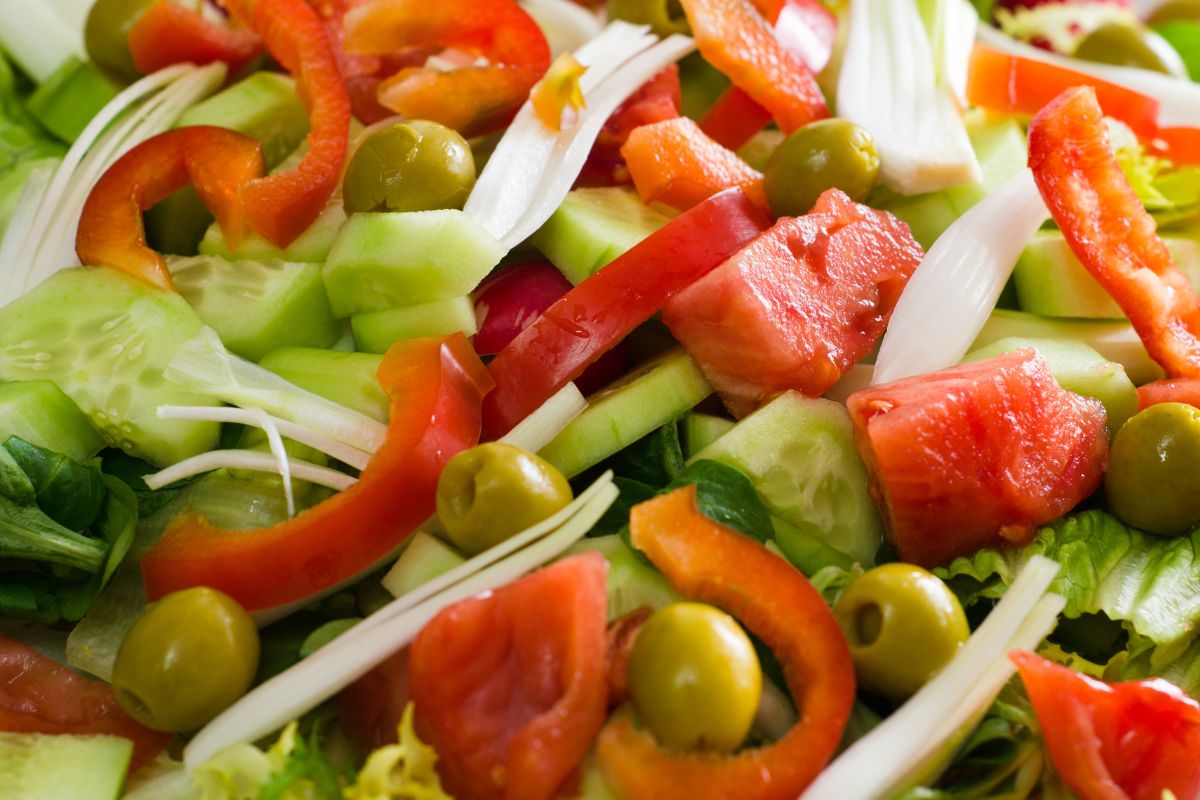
4 436 106 530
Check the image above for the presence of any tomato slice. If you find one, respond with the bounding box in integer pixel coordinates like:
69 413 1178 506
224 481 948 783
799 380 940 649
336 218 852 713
141 334 493 612
407 553 609 800
1011 651 1200 800
127 1 262 75
480 187 771 439
596 485 854 799
1137 378 1200 410
0 634 169 772
1030 87 1200 379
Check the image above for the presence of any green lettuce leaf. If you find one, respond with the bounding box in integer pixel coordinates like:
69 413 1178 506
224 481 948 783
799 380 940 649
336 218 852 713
4 435 106 531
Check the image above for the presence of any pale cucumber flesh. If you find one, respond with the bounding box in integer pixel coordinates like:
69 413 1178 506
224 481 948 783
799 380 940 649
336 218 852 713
259 347 387 422
200 201 346 264
567 534 681 620
682 412 734 459
351 296 478 354
0 380 103 461
381 531 467 598
0 732 131 800
176 72 310 169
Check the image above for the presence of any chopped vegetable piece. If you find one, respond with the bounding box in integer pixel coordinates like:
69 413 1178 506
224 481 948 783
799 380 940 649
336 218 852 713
141 334 493 613
1137 377 1200 410
128 0 262 75
596 484 854 799
531 52 589 132
581 65 681 186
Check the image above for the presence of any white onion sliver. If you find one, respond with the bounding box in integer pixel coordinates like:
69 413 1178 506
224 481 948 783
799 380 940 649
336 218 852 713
0 166 54 306
500 382 587 454
143 450 357 493
521 0 604 55
872 169 1049 386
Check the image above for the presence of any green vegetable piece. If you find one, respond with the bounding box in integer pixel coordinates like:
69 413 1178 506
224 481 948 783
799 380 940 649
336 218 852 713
26 57 120 143
0 448 35 505
771 516 856 576
607 0 690 36
1154 21 1200 80
1149 0 1200 23
343 120 476 215
567 535 681 620
834 563 970 700
682 413 734 458
84 0 154 83
1 158 61 243
200 201 346 263
1074 21 1182 74
603 422 685 488
298 618 360 659
666 460 775 544
112 587 260 733
1105 403 1200 536
437 442 573 556
0 494 106 573
351 296 478 354
764 119 881 218
382 531 467 598
628 602 762 753
0 379 104 462
0 732 132 800
323 210 505 317
3 436 106 531
259 347 387 422
177 72 310 169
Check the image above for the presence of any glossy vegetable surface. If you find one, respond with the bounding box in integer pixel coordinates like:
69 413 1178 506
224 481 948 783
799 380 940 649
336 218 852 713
1073 22 1178 74
84 0 154 82
1105 403 1200 536
764 119 879 217
128 0 262 76
342 121 476 214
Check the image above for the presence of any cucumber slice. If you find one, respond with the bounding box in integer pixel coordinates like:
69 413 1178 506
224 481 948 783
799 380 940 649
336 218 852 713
691 391 882 566
974 309 1164 386
323 210 505 317
539 350 712 478
26 57 119 143
1014 232 1200 319
0 267 220 466
771 516 856 575
170 255 339 362
381 531 467 598
258 348 387 422
964 336 1138 437
0 732 131 800
568 534 681 620
682 413 734 459
0 380 103 461
351 296 478 354
199 201 346 264
530 187 675 285
176 72 309 169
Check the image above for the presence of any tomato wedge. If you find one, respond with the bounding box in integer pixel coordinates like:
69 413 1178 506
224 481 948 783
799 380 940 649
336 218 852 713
76 126 264 291
408 553 609 800
580 66 681 187
141 334 493 612
1137 378 1200 410
1011 651 1200 800
480 188 771 439
0 634 169 772
596 485 854 799
1030 87 1200 379
127 0 262 75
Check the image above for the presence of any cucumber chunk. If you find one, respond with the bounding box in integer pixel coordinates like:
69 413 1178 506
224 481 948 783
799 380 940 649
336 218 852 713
170 255 339 362
176 72 309 169
964 336 1138 437
259 348 387 422
200 201 346 263
381 531 467 598
0 380 103 461
323 210 505 317
0 267 220 466
568 534 681 620
1014 232 1200 319
539 350 712 478
530 187 675 285
682 413 734 459
351 296 478 354
0 732 131 800
691 391 882 566
27 57 119 143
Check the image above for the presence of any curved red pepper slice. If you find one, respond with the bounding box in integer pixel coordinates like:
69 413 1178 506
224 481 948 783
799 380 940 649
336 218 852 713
76 126 264 291
1030 87 1200 378
595 485 855 799
128 0 262 75
480 188 771 439
141 333 493 613
343 0 551 137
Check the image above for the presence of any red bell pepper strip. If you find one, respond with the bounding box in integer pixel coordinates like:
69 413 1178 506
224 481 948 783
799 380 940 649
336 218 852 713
1030 87 1200 379
596 485 855 799
128 0 263 75
342 0 551 137
1152 126 1200 166
1136 378 1200 411
699 89 775 154
76 126 265 291
1011 651 1200 800
621 117 767 211
480 188 771 439
141 333 493 613
221 0 351 248
680 0 828 136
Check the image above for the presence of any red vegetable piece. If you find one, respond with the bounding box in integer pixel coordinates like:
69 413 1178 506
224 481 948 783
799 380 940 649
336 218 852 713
141 334 493 612
596 485 854 799
128 0 262 75
338 646 412 753
76 126 264 290
0 634 170 772
579 66 681 187
847 350 1108 567
699 89 775 153
1030 87 1200 378
480 187 771 439
1137 378 1200 411
1011 650 1200 800
663 188 923 416
1151 126 1200 166
473 262 575 357
408 553 609 800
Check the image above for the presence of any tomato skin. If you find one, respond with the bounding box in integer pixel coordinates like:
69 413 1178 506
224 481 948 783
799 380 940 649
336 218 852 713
1011 651 1200 800
579 66 681 188
0 634 170 772
1137 378 1200 411
407 553 609 800
127 1 262 75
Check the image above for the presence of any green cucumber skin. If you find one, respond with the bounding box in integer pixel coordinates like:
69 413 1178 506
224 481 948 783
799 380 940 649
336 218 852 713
567 534 681 621
200 202 347 264
351 296 478 354
682 413 735 459
176 72 310 169
382 531 466 598
259 347 388 422
0 380 104 462
26 57 119 144
0 732 131 800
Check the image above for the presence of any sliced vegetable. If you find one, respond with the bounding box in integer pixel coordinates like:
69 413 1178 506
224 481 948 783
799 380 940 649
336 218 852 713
128 0 262 75
1137 376 1200 409
763 119 880 218
581 65 681 185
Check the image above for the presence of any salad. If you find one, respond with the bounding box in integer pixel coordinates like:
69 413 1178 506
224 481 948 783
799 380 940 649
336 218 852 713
0 0 1199 797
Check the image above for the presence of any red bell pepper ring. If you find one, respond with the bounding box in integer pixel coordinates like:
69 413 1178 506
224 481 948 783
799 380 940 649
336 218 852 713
596 485 855 799
1030 87 1200 379
1011 651 1200 800
480 187 771 439
76 126 265 291
141 333 493 613
342 0 551 137
128 0 263 75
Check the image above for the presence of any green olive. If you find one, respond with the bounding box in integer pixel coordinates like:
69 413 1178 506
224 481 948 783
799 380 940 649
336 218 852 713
834 564 969 700
436 443 572 556
1073 22 1183 75
627 602 762 753
342 121 476 215
1104 402 1200 536
606 0 690 38
112 587 260 733
85 0 154 83
764 119 881 218
1148 0 1200 25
